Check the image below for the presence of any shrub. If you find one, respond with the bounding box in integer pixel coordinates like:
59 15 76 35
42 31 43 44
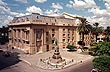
90 42 97 46
93 56 110 72
66 45 76 51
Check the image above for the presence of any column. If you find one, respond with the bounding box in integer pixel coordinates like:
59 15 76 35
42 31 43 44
22 29 25 49
74 27 80 46
29 28 36 54
16 29 18 48
8 28 12 48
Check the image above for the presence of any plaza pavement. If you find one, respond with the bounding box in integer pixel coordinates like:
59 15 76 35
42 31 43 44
0 45 94 72
19 49 94 70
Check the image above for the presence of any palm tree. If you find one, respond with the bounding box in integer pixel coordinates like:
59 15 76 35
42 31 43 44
92 23 103 42
104 26 110 42
78 18 92 51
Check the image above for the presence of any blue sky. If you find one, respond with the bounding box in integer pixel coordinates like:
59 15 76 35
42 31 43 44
0 0 110 28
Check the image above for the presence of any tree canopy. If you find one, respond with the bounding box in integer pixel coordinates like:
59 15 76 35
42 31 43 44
93 56 110 72
94 42 110 56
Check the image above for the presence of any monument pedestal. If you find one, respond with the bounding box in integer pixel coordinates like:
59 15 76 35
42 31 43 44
50 52 65 64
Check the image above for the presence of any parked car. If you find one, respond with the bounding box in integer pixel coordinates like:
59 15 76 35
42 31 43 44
0 49 3 53
91 68 101 72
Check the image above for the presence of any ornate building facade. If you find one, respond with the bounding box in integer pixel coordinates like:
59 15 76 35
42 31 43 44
8 13 94 54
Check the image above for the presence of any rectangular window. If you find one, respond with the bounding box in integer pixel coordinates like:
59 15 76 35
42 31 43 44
52 29 55 32
52 47 55 49
63 34 65 36
46 32 49 36
68 29 70 33
52 40 54 44
46 38 48 42
26 41 29 44
36 31 42 39
26 31 29 40
63 29 65 31
62 39 65 42
68 39 70 42
46 45 49 51
52 34 55 37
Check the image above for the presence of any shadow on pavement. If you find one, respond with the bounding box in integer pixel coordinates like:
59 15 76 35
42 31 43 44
0 51 21 70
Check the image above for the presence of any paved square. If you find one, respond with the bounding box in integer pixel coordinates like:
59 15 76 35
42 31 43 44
20 49 93 70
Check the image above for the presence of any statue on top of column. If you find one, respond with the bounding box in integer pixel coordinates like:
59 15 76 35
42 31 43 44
54 38 59 52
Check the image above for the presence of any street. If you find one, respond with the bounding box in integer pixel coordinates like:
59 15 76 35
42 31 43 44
59 59 93 72
0 61 39 72
0 59 93 72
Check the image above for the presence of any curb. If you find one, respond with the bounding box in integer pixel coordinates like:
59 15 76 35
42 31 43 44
20 58 32 66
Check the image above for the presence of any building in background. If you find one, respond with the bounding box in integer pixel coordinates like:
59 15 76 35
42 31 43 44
8 13 94 54
97 33 105 42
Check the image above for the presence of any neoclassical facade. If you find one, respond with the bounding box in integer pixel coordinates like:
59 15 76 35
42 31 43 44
8 13 94 54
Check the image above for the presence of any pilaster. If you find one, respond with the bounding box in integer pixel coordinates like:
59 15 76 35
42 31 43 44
29 28 36 54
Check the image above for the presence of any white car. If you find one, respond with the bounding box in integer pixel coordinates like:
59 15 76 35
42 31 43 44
91 68 101 72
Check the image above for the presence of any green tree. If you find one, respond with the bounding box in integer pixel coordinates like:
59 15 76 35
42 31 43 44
104 26 110 42
66 45 76 51
93 42 110 56
93 56 110 72
78 18 92 51
92 23 103 42
0 26 9 44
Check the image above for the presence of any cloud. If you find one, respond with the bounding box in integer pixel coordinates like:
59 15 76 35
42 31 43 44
66 4 73 8
86 16 110 28
4 16 13 24
66 0 97 10
16 0 28 3
0 5 20 16
45 10 54 15
104 0 110 3
105 3 110 12
44 9 60 15
73 0 87 10
35 0 47 3
69 1 73 4
0 0 31 26
51 3 63 9
26 5 42 14
0 15 13 26
87 4 110 28
88 7 110 17
0 0 7 6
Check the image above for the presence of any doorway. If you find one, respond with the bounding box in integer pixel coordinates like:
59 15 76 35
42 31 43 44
46 45 49 51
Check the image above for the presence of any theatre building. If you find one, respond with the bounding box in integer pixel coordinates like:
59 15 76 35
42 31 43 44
8 13 92 54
